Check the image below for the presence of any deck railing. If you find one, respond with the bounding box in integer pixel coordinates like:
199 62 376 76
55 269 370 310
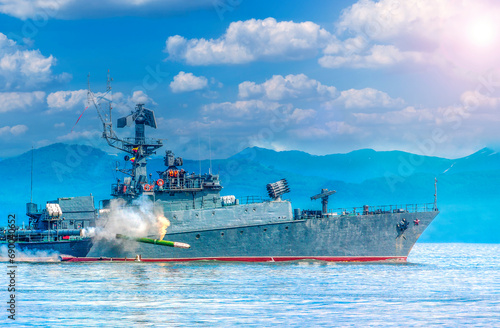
301 203 437 218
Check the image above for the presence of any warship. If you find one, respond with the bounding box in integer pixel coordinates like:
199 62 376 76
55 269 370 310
3 75 440 262
72 76 439 263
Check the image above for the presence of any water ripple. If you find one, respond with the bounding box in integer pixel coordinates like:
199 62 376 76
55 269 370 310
3 243 499 327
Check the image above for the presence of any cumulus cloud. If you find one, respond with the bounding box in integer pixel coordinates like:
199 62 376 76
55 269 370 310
290 121 359 140
48 89 155 117
165 17 334 65
201 100 317 129
112 90 155 114
56 129 101 141
202 100 282 119
332 88 404 110
0 124 28 136
353 106 435 125
170 71 208 93
238 74 337 101
164 4 494 70
237 74 403 115
0 91 45 112
460 90 500 109
336 0 448 44
46 89 87 113
289 108 316 122
319 45 424 69
161 2 486 70
0 33 68 90
130 90 153 104
0 0 214 20
324 0 500 71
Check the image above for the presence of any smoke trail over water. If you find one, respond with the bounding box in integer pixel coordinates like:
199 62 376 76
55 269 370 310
0 245 60 262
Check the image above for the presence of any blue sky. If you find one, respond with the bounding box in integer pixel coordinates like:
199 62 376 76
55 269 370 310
0 0 499 159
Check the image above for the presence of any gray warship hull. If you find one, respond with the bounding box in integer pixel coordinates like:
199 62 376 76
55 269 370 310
88 201 438 262
15 239 93 258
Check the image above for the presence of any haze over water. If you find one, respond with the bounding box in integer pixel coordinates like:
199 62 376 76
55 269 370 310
3 243 499 327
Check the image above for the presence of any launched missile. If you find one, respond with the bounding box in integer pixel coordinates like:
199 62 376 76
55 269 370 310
116 234 190 249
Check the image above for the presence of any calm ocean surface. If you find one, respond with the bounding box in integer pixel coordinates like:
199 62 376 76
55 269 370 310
2 243 499 327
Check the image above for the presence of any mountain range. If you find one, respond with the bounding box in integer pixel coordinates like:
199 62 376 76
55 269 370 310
1 143 498 243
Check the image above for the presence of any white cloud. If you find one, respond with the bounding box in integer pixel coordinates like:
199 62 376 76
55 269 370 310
130 90 153 104
165 17 334 65
0 0 214 20
289 127 330 139
327 0 500 71
56 129 101 141
319 45 424 69
0 124 28 136
170 71 208 93
0 91 45 112
238 74 336 101
202 100 282 119
353 106 435 125
289 108 316 123
336 0 450 44
46 89 87 113
201 100 316 127
237 74 403 115
325 121 359 135
460 90 500 109
0 33 68 90
112 90 155 114
162 3 500 70
333 88 404 110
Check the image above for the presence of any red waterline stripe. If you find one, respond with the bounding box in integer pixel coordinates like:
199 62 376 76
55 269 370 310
60 256 407 263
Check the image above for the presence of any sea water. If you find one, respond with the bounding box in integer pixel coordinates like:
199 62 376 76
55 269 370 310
2 243 499 327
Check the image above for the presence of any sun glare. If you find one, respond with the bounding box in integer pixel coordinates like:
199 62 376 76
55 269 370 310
467 20 497 47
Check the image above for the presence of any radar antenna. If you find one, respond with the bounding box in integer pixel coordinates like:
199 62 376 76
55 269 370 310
311 188 336 215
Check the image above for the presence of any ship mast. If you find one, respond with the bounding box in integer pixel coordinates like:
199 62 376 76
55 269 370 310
88 72 163 193
30 145 34 203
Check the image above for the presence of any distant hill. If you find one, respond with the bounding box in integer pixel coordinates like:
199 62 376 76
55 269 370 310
231 147 454 183
1 144 498 243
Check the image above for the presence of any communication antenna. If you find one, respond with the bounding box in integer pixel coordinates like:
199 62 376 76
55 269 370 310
434 177 438 211
197 123 202 176
209 127 212 175
30 145 34 203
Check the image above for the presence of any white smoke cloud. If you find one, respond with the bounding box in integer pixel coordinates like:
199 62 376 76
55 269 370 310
84 196 170 255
